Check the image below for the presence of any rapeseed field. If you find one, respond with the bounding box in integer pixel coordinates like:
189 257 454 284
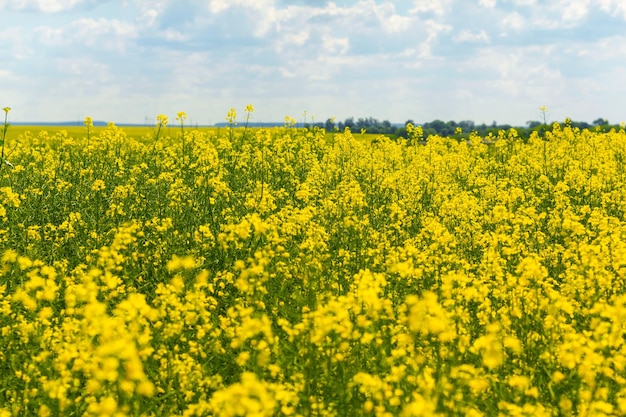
2 105 626 416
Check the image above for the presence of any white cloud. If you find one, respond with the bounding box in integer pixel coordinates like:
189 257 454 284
322 36 349 55
207 0 229 14
274 29 310 53
37 0 85 12
472 46 565 98
34 17 137 52
418 19 453 58
160 29 188 42
0 0 96 13
279 67 296 78
455 29 489 43
500 12 525 32
366 1 414 33
130 0 169 27
597 0 626 19
410 0 452 16
0 70 16 80
0 28 33 59
384 13 414 32
70 18 137 51
55 57 109 79
162 51 218 92
573 34 626 59
561 0 591 21
479 0 497 7
205 0 280 37
34 25 67 45
71 18 136 38
137 8 158 26
207 0 274 14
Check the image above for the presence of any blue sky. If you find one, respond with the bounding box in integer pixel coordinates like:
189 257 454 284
1 0 625 126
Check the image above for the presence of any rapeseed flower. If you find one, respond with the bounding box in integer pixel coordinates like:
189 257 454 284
156 114 168 127
2 107 626 416
226 108 237 125
91 179 106 191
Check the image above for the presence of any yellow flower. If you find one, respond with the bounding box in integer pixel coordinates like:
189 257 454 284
84 116 93 127
284 115 296 127
166 254 197 272
236 351 250 366
39 405 51 417
508 375 530 390
176 111 187 123
91 179 106 191
87 396 118 416
406 291 455 340
156 114 168 127
209 372 278 417
552 371 566 384
226 108 237 125
136 380 155 396
244 104 255 113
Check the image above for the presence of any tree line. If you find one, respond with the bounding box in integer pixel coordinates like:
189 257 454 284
307 116 620 139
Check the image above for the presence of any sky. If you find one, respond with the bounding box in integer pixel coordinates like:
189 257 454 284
1 0 625 126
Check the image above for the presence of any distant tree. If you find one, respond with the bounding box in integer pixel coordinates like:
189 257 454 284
355 117 369 132
321 115 611 142
458 120 475 131
395 126 408 138
395 121 414 138
344 117 355 130
425 119 454 136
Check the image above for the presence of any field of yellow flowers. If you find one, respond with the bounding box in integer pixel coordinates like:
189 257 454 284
2 106 626 416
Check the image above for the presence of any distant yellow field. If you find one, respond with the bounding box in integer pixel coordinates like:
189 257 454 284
9 125 221 142
9 124 385 144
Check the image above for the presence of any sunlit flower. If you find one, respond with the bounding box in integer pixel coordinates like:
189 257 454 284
226 108 237 125
91 179 106 191
156 114 168 127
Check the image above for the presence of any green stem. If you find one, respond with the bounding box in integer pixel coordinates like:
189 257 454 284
180 123 185 166
1 111 8 160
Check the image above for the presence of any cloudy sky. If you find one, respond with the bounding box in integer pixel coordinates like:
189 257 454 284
1 0 625 126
